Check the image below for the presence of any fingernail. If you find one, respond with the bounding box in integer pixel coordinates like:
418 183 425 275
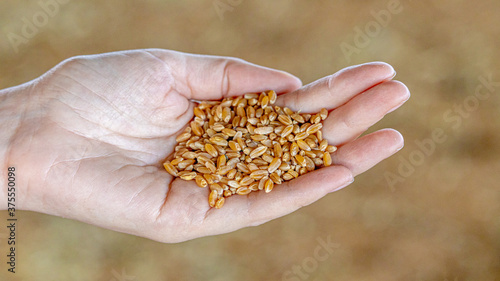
390 71 397 80
330 177 354 193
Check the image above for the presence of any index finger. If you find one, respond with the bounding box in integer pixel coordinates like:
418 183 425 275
146 49 302 100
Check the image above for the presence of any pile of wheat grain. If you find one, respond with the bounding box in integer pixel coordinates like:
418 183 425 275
163 90 336 209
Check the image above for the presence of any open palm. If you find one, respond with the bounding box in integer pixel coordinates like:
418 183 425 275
13 49 409 242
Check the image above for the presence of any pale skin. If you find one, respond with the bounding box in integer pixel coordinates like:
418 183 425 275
0 49 410 243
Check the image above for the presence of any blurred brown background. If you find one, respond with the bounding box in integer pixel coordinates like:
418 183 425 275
1 0 499 280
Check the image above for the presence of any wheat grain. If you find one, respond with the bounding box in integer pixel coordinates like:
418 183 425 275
165 90 333 208
323 152 332 166
264 179 274 193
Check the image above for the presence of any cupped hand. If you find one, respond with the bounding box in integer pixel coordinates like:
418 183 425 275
11 49 409 242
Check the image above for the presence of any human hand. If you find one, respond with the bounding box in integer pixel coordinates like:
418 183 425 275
4 49 409 242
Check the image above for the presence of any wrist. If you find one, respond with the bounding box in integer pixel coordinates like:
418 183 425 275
0 84 33 210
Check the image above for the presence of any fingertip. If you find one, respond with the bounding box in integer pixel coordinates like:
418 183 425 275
279 72 302 93
380 128 405 151
388 80 411 100
362 128 405 153
373 80 411 113
353 61 396 80
329 175 355 193
337 62 396 90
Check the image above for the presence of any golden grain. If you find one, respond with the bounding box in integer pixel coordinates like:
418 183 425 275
290 142 299 156
245 93 259 99
250 134 268 141
210 183 224 195
270 172 282 184
228 140 241 152
179 171 197 180
320 108 328 120
217 165 232 175
222 128 236 137
228 180 240 188
239 176 254 186
181 151 197 159
249 182 259 191
323 152 332 166
210 136 228 146
255 108 263 118
249 146 267 158
313 158 324 166
268 90 277 104
283 172 294 181
203 173 217 184
278 114 293 126
191 121 203 136
165 90 331 208
305 138 317 149
295 155 307 167
196 166 212 174
222 107 231 123
268 157 281 173
226 157 239 168
236 162 250 173
311 114 321 124
280 124 294 138
209 190 218 207
177 159 195 169
288 170 299 178
296 139 311 151
261 96 269 108
176 132 191 142
279 162 291 171
304 156 315 171
170 157 183 166
213 197 224 208
294 131 309 141
163 162 178 176
205 143 218 158
247 163 259 171
250 169 269 180
254 126 274 135
282 151 291 162
236 186 252 195
227 169 237 179
306 123 322 134
264 179 274 193
262 153 274 163
205 161 217 173
291 113 305 123
326 145 337 153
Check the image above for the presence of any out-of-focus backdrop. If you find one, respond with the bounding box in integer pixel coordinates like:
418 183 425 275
1 0 499 280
